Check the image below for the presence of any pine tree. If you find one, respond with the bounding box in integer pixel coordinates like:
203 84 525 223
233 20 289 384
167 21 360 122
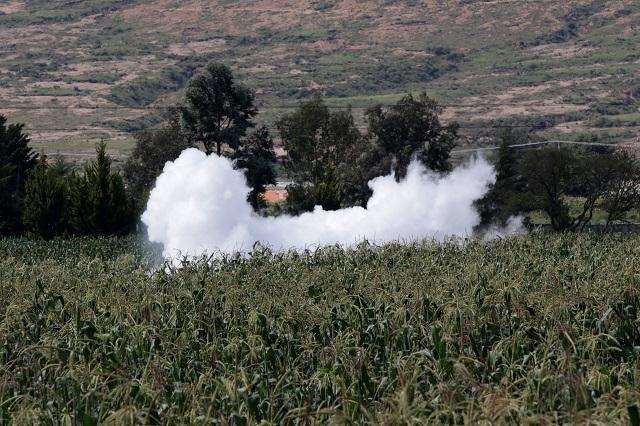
474 130 527 229
23 155 68 239
69 142 135 236
232 126 276 211
0 115 36 236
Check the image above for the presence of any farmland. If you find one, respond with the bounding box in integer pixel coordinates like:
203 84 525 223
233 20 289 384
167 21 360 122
1 234 639 424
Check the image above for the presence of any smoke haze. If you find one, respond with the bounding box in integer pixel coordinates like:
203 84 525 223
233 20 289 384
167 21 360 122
142 148 497 258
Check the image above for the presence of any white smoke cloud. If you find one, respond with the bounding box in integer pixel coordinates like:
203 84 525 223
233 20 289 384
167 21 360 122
142 148 498 259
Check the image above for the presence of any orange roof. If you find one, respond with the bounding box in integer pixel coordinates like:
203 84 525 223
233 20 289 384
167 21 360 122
261 189 288 203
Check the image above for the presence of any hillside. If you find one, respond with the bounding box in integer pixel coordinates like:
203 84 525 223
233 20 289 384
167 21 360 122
0 0 639 161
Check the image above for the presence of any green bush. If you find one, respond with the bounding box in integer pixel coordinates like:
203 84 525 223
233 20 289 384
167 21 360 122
0 116 36 236
69 142 136 236
22 155 68 239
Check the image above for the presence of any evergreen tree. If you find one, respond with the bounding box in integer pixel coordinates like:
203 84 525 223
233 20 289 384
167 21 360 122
23 155 68 239
310 161 341 211
70 142 135 236
0 162 15 232
474 130 528 229
232 126 277 211
0 115 36 236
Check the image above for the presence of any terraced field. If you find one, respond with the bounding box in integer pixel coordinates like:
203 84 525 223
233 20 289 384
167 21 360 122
0 0 639 161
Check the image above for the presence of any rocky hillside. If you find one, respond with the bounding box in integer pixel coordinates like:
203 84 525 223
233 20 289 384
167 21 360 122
0 0 638 160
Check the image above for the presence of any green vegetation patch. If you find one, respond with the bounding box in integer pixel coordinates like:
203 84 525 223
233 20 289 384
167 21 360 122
108 57 210 107
0 0 141 27
1 234 639 423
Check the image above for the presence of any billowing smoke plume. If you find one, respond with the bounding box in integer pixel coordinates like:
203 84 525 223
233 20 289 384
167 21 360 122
143 148 497 258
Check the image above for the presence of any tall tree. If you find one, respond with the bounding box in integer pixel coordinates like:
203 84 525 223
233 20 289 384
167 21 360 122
474 130 529 229
519 147 578 231
0 115 36 236
124 110 191 207
335 136 386 207
23 155 68 239
69 142 135 236
517 147 631 232
597 152 640 229
277 96 365 213
232 126 277 211
366 92 458 179
180 63 257 156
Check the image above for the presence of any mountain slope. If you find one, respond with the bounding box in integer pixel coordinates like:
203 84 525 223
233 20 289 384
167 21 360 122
0 0 638 160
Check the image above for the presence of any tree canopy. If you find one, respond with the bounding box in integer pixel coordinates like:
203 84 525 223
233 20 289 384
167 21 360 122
70 142 135 236
232 126 277 211
23 155 68 239
124 110 191 207
366 92 458 179
0 115 36 236
277 96 365 213
180 63 257 156
474 130 529 230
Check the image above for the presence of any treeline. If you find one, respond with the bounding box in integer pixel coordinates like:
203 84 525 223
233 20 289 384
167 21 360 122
124 63 459 217
476 133 640 232
2 61 640 239
0 120 136 239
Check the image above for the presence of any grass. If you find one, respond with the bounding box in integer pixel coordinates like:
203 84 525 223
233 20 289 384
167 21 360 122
526 197 640 225
608 113 640 122
1 234 639 424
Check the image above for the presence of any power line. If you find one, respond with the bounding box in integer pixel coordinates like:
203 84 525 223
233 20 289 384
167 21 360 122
450 140 639 155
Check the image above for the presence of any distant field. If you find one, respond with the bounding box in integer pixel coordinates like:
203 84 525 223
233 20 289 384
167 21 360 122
1 233 639 423
0 0 639 160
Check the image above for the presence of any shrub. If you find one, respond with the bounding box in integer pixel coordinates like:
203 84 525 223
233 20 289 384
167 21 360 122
69 142 136 236
22 155 68 239
0 115 36 236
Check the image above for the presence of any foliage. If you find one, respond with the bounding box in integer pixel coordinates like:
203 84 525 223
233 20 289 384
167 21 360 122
599 151 640 228
335 137 387 208
181 62 257 156
231 126 277 211
519 148 588 231
282 182 318 214
474 130 529 229
0 115 36 236
366 92 458 179
1 234 640 423
69 142 135 236
278 95 358 181
277 95 367 213
123 111 191 207
108 57 209 107
518 147 640 231
22 155 68 239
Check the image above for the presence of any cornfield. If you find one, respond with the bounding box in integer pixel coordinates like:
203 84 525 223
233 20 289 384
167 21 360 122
1 234 639 424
